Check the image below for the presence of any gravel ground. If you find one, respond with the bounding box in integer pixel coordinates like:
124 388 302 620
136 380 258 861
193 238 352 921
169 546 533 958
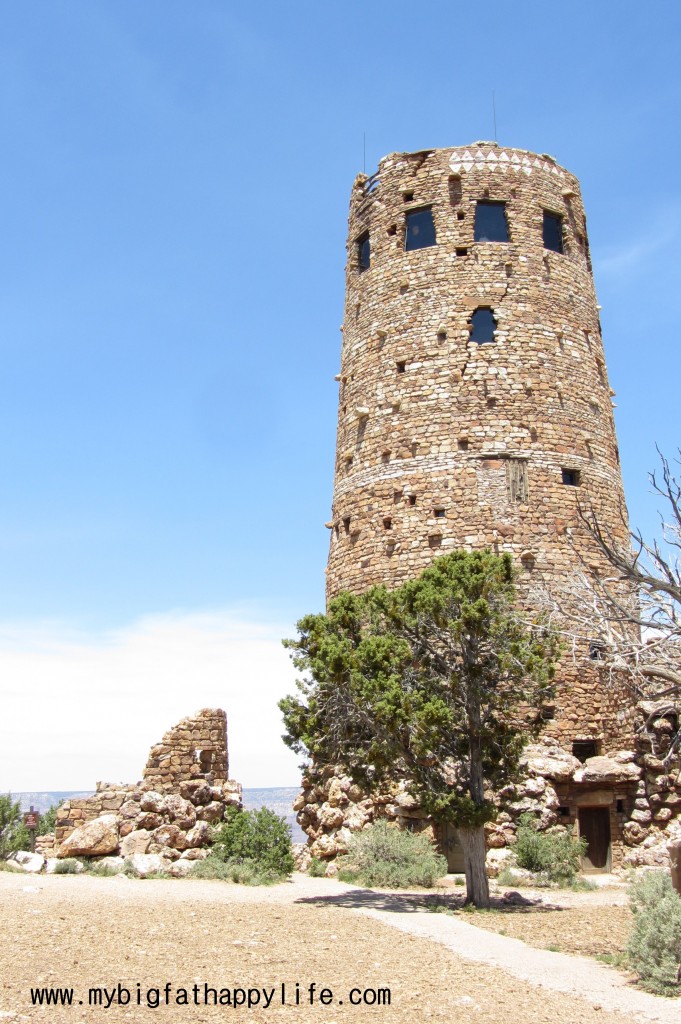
0 872 675 1024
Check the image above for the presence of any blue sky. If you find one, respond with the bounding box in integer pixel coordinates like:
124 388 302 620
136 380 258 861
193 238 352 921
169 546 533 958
1 2 680 788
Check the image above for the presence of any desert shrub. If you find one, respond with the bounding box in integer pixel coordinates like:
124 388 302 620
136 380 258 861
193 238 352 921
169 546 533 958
627 871 681 996
513 814 586 883
190 855 280 886
53 858 81 875
336 821 446 888
209 806 294 880
308 857 326 878
84 860 120 877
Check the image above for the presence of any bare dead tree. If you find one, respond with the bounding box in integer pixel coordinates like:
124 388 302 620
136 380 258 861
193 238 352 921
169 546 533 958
533 448 681 770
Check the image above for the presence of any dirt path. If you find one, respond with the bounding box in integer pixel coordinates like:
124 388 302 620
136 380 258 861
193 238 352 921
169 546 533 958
0 872 676 1024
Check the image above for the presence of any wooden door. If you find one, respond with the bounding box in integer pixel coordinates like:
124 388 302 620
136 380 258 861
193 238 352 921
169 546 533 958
579 807 611 872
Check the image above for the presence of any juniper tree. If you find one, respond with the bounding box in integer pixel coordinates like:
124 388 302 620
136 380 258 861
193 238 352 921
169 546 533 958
280 550 559 908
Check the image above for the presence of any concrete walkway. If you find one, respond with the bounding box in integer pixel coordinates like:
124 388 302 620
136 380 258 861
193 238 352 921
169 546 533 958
291 878 679 1024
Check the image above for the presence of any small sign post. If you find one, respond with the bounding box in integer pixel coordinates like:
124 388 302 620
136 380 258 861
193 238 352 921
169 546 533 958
23 806 40 854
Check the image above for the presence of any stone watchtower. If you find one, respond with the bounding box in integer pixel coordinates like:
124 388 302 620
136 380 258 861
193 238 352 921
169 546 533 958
317 143 640 870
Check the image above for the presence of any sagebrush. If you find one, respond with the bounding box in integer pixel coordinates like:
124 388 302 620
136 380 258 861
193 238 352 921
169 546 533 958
337 820 446 888
513 814 586 883
627 871 681 996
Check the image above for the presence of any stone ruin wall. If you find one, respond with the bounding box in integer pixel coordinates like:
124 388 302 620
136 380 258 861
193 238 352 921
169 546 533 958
296 143 680 872
35 709 242 872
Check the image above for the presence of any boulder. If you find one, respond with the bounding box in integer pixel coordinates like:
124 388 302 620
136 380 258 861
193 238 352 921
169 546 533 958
140 791 166 814
165 795 196 829
573 756 641 785
135 812 163 831
97 856 126 873
167 859 193 878
59 814 119 858
119 800 140 819
310 834 341 859
184 821 210 848
521 744 580 781
179 848 208 861
119 830 152 857
179 781 212 805
196 801 224 823
152 823 186 850
318 803 345 829
125 853 168 878
10 851 44 873
343 804 370 830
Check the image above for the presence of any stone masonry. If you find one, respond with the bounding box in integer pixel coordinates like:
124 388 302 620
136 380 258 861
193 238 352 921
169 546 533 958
35 709 242 874
297 143 680 873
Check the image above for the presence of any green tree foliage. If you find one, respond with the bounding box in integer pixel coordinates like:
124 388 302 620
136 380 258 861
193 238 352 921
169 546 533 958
280 550 559 908
0 794 28 857
337 820 447 888
627 871 681 995
38 805 58 836
512 813 587 883
208 806 295 881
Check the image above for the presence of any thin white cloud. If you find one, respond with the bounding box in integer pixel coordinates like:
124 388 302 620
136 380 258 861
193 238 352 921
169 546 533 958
0 608 305 792
594 205 681 277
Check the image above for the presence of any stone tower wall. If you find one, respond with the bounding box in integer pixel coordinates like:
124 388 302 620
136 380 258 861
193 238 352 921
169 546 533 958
326 142 632 750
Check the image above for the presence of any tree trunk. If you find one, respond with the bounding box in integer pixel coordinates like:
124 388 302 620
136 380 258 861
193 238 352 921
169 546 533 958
459 826 490 908
669 839 681 896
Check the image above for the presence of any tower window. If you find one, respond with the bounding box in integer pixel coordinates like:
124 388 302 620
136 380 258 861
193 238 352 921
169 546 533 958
396 360 406 373
572 740 598 762
433 508 446 519
543 211 564 253
474 201 509 242
383 517 392 530
405 208 436 251
469 307 497 345
589 640 605 661
506 459 529 503
408 494 417 506
357 232 370 272
561 468 580 486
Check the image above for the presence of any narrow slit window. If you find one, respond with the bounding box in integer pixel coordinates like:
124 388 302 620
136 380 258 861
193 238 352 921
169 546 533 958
357 232 370 272
396 360 406 373
474 201 509 242
561 468 580 486
433 508 446 519
506 459 529 503
408 494 417 506
383 517 392 530
543 211 564 253
405 208 436 251
469 307 497 344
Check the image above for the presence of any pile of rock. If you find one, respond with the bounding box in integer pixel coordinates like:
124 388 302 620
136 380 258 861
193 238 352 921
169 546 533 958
293 730 680 875
15 709 242 876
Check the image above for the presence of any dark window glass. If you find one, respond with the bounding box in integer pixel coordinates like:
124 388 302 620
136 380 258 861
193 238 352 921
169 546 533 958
470 307 497 344
357 232 370 272
405 208 436 251
561 468 580 486
572 740 598 763
543 211 564 253
589 640 605 661
474 201 509 242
